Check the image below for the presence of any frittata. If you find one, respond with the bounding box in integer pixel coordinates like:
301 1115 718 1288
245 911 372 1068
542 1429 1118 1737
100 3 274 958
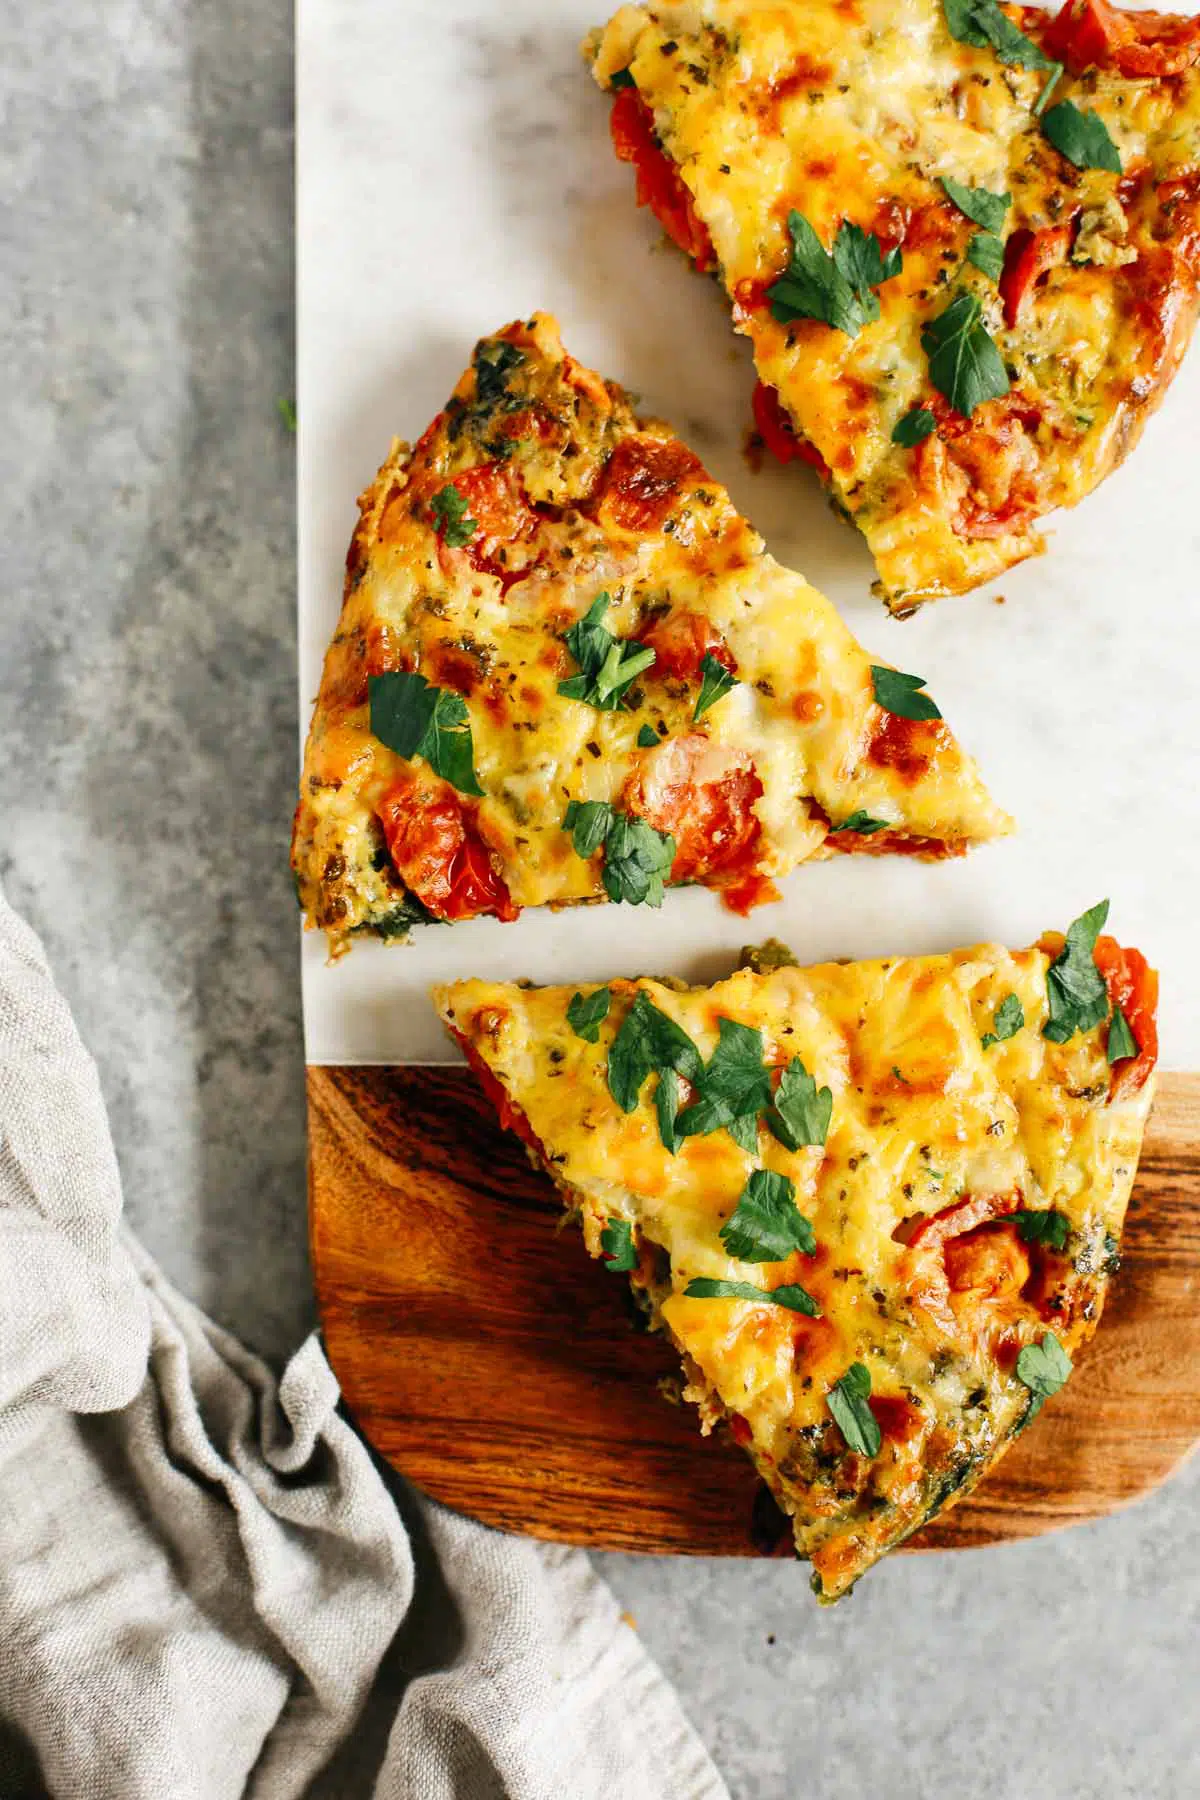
293 313 1009 953
435 904 1158 1598
587 0 1200 611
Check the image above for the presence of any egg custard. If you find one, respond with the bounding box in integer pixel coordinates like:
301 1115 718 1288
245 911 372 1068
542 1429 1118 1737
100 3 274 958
294 313 1008 953
435 905 1158 1599
587 0 1200 610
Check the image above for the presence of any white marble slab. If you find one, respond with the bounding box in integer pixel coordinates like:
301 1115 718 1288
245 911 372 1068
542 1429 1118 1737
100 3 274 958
298 0 1200 1068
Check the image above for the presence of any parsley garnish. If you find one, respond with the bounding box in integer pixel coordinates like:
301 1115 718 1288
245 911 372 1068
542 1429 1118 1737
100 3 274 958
967 232 1005 281
600 1219 638 1271
827 1363 882 1458
683 1277 820 1316
892 407 936 448
610 66 636 90
981 992 1024 1049
607 990 702 1114
870 665 943 722
1016 1331 1072 1422
767 1057 833 1151
1014 1208 1070 1252
1042 100 1122 174
430 483 479 548
768 210 902 339
277 395 297 432
942 0 1062 82
940 177 1011 237
694 653 738 721
558 594 656 712
720 1169 816 1262
655 1066 684 1153
369 671 483 795
1043 899 1110 1044
677 1017 773 1147
829 810 890 835
1107 1004 1138 1065
567 988 611 1044
921 292 1010 417
473 339 524 407
637 723 661 748
563 803 676 907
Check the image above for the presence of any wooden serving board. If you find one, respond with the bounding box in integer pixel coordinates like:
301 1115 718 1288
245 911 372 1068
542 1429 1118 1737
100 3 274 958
309 1067 1200 1556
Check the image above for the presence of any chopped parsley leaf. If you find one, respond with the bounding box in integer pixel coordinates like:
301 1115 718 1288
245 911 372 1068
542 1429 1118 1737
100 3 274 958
827 1363 882 1458
921 291 1010 417
684 1277 820 1316
430 483 479 548
609 66 636 90
277 395 297 432
1016 1331 1072 1423
473 339 525 407
600 1219 637 1271
563 801 674 904
1107 1004 1138 1065
655 1066 684 1154
768 210 902 339
567 987 611 1044
677 1016 773 1146
1014 1208 1071 1252
562 799 614 858
558 594 656 712
967 231 1005 282
767 1057 833 1151
637 723 661 748
1043 899 1110 1044
693 653 738 721
369 671 483 796
829 809 890 835
1042 99 1122 174
892 406 937 448
720 1168 816 1262
940 177 1011 236
981 992 1025 1049
607 989 702 1114
870 665 943 722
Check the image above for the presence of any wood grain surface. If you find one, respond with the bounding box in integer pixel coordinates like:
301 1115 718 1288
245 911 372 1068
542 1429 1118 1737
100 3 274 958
309 1066 1200 1556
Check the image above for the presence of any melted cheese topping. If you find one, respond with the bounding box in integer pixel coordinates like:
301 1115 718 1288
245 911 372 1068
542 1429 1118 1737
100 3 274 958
294 313 1008 949
436 936 1156 1598
587 1 1200 608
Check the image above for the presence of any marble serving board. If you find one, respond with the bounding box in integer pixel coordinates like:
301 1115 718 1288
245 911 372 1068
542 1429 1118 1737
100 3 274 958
297 0 1200 1070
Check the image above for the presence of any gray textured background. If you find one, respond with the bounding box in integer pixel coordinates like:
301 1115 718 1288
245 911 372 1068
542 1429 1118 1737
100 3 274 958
3 4 1198 1797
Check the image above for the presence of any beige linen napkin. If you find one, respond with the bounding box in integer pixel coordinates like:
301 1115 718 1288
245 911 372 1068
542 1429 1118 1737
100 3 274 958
0 885 728 1800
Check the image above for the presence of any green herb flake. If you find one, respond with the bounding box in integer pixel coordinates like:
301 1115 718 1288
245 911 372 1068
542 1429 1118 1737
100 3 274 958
768 210 902 339
966 231 1005 282
637 723 661 748
677 1017 773 1146
655 1066 684 1154
369 671 484 796
827 1362 882 1458
829 809 890 836
567 987 611 1044
921 291 1010 417
601 812 675 907
1041 99 1122 174
1107 1004 1138 1066
693 653 739 721
892 406 937 448
683 1277 820 1316
277 395 297 432
600 1219 638 1271
1014 1209 1070 1252
607 989 703 1114
609 66 637 89
942 0 1060 74
981 992 1025 1049
558 594 657 713
940 177 1011 236
1016 1331 1072 1423
767 1057 833 1151
870 665 943 722
473 339 525 407
563 799 614 858
1043 899 1110 1044
719 1168 817 1263
430 483 479 549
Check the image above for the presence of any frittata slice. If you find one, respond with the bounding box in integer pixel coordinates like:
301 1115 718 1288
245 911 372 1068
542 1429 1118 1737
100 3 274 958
587 0 1200 611
294 313 1009 953
434 905 1158 1599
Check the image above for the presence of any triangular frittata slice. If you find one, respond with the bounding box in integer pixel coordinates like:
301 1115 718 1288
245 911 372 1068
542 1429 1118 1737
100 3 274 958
293 313 1009 953
435 908 1158 1599
587 0 1200 611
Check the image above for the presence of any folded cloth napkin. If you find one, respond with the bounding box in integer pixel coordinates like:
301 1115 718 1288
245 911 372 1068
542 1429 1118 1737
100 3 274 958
0 885 728 1800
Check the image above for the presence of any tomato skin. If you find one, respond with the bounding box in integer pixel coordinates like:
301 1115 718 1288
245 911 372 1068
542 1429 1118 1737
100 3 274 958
377 774 518 924
452 1029 544 1154
623 735 775 910
1094 936 1159 1101
999 225 1074 328
751 381 832 480
609 88 715 271
867 711 949 784
434 462 538 594
917 391 1047 542
640 609 734 683
594 433 706 535
1042 0 1200 76
824 826 962 861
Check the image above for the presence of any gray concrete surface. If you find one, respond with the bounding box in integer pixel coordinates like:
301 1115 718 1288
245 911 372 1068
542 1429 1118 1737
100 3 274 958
2 5 1198 1797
